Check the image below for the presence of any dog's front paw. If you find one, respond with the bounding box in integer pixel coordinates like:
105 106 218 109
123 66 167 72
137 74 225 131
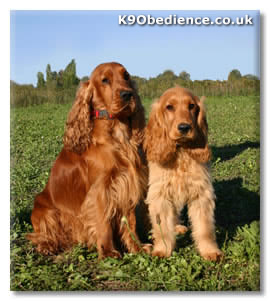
152 246 172 258
175 224 188 235
152 250 167 258
98 249 121 260
141 243 153 254
201 249 223 261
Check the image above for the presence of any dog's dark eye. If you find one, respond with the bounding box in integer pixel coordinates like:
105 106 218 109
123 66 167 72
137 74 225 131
166 104 174 111
123 71 130 81
189 103 195 110
102 78 110 84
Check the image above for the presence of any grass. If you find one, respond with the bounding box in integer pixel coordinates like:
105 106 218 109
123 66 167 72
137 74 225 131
10 95 260 291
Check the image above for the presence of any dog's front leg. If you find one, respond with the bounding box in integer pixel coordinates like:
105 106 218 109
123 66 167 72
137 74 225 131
147 197 177 257
187 189 223 261
83 181 121 260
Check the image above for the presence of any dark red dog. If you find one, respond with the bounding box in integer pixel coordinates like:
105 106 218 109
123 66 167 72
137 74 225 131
27 62 148 259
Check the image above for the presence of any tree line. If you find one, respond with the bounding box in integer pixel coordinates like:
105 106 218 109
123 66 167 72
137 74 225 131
10 59 260 107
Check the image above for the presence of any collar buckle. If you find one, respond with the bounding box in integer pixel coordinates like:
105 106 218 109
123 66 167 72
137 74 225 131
91 109 114 120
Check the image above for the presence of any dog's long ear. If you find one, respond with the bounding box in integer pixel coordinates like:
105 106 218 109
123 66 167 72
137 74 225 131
129 81 146 146
197 96 208 139
143 100 176 165
63 80 93 154
130 99 146 146
185 96 211 163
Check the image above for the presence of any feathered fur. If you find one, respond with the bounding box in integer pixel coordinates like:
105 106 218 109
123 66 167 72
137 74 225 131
27 62 150 259
144 86 222 260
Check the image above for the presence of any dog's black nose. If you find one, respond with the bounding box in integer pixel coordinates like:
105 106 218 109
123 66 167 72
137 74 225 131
120 90 133 101
178 123 191 134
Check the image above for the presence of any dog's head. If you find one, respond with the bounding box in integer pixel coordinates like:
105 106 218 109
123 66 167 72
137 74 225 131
63 62 144 154
144 86 211 165
89 62 139 117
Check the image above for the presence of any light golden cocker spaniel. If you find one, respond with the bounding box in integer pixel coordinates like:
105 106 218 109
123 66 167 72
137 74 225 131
144 86 222 261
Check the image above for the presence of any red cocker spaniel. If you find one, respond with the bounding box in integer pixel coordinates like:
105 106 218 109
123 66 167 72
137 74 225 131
143 86 223 260
27 62 148 259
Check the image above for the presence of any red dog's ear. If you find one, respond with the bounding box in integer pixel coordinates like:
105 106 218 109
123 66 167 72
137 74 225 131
63 80 94 154
143 100 177 165
185 96 211 163
128 83 146 147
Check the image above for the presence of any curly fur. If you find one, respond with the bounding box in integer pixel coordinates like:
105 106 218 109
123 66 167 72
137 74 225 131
63 80 93 154
28 62 150 259
144 86 222 260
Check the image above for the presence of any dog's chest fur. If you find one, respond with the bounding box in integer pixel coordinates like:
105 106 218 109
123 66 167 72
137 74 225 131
108 121 147 209
147 150 213 210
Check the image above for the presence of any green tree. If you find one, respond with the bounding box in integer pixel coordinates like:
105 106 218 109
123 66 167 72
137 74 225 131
157 69 176 80
179 71 191 81
243 74 259 80
46 64 53 83
46 64 58 89
80 76 89 83
37 72 45 88
62 59 79 88
56 70 64 87
228 69 242 81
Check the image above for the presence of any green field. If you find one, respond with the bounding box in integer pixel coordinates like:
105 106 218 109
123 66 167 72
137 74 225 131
10 95 260 291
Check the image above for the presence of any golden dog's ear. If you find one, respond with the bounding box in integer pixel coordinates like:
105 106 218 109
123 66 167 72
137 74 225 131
63 80 94 154
197 96 208 138
185 96 211 163
143 100 177 165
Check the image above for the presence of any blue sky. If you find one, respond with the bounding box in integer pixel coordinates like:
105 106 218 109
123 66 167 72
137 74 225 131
10 10 260 86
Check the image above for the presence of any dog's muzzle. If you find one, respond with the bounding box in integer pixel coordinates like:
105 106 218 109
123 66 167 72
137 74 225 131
120 90 133 102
